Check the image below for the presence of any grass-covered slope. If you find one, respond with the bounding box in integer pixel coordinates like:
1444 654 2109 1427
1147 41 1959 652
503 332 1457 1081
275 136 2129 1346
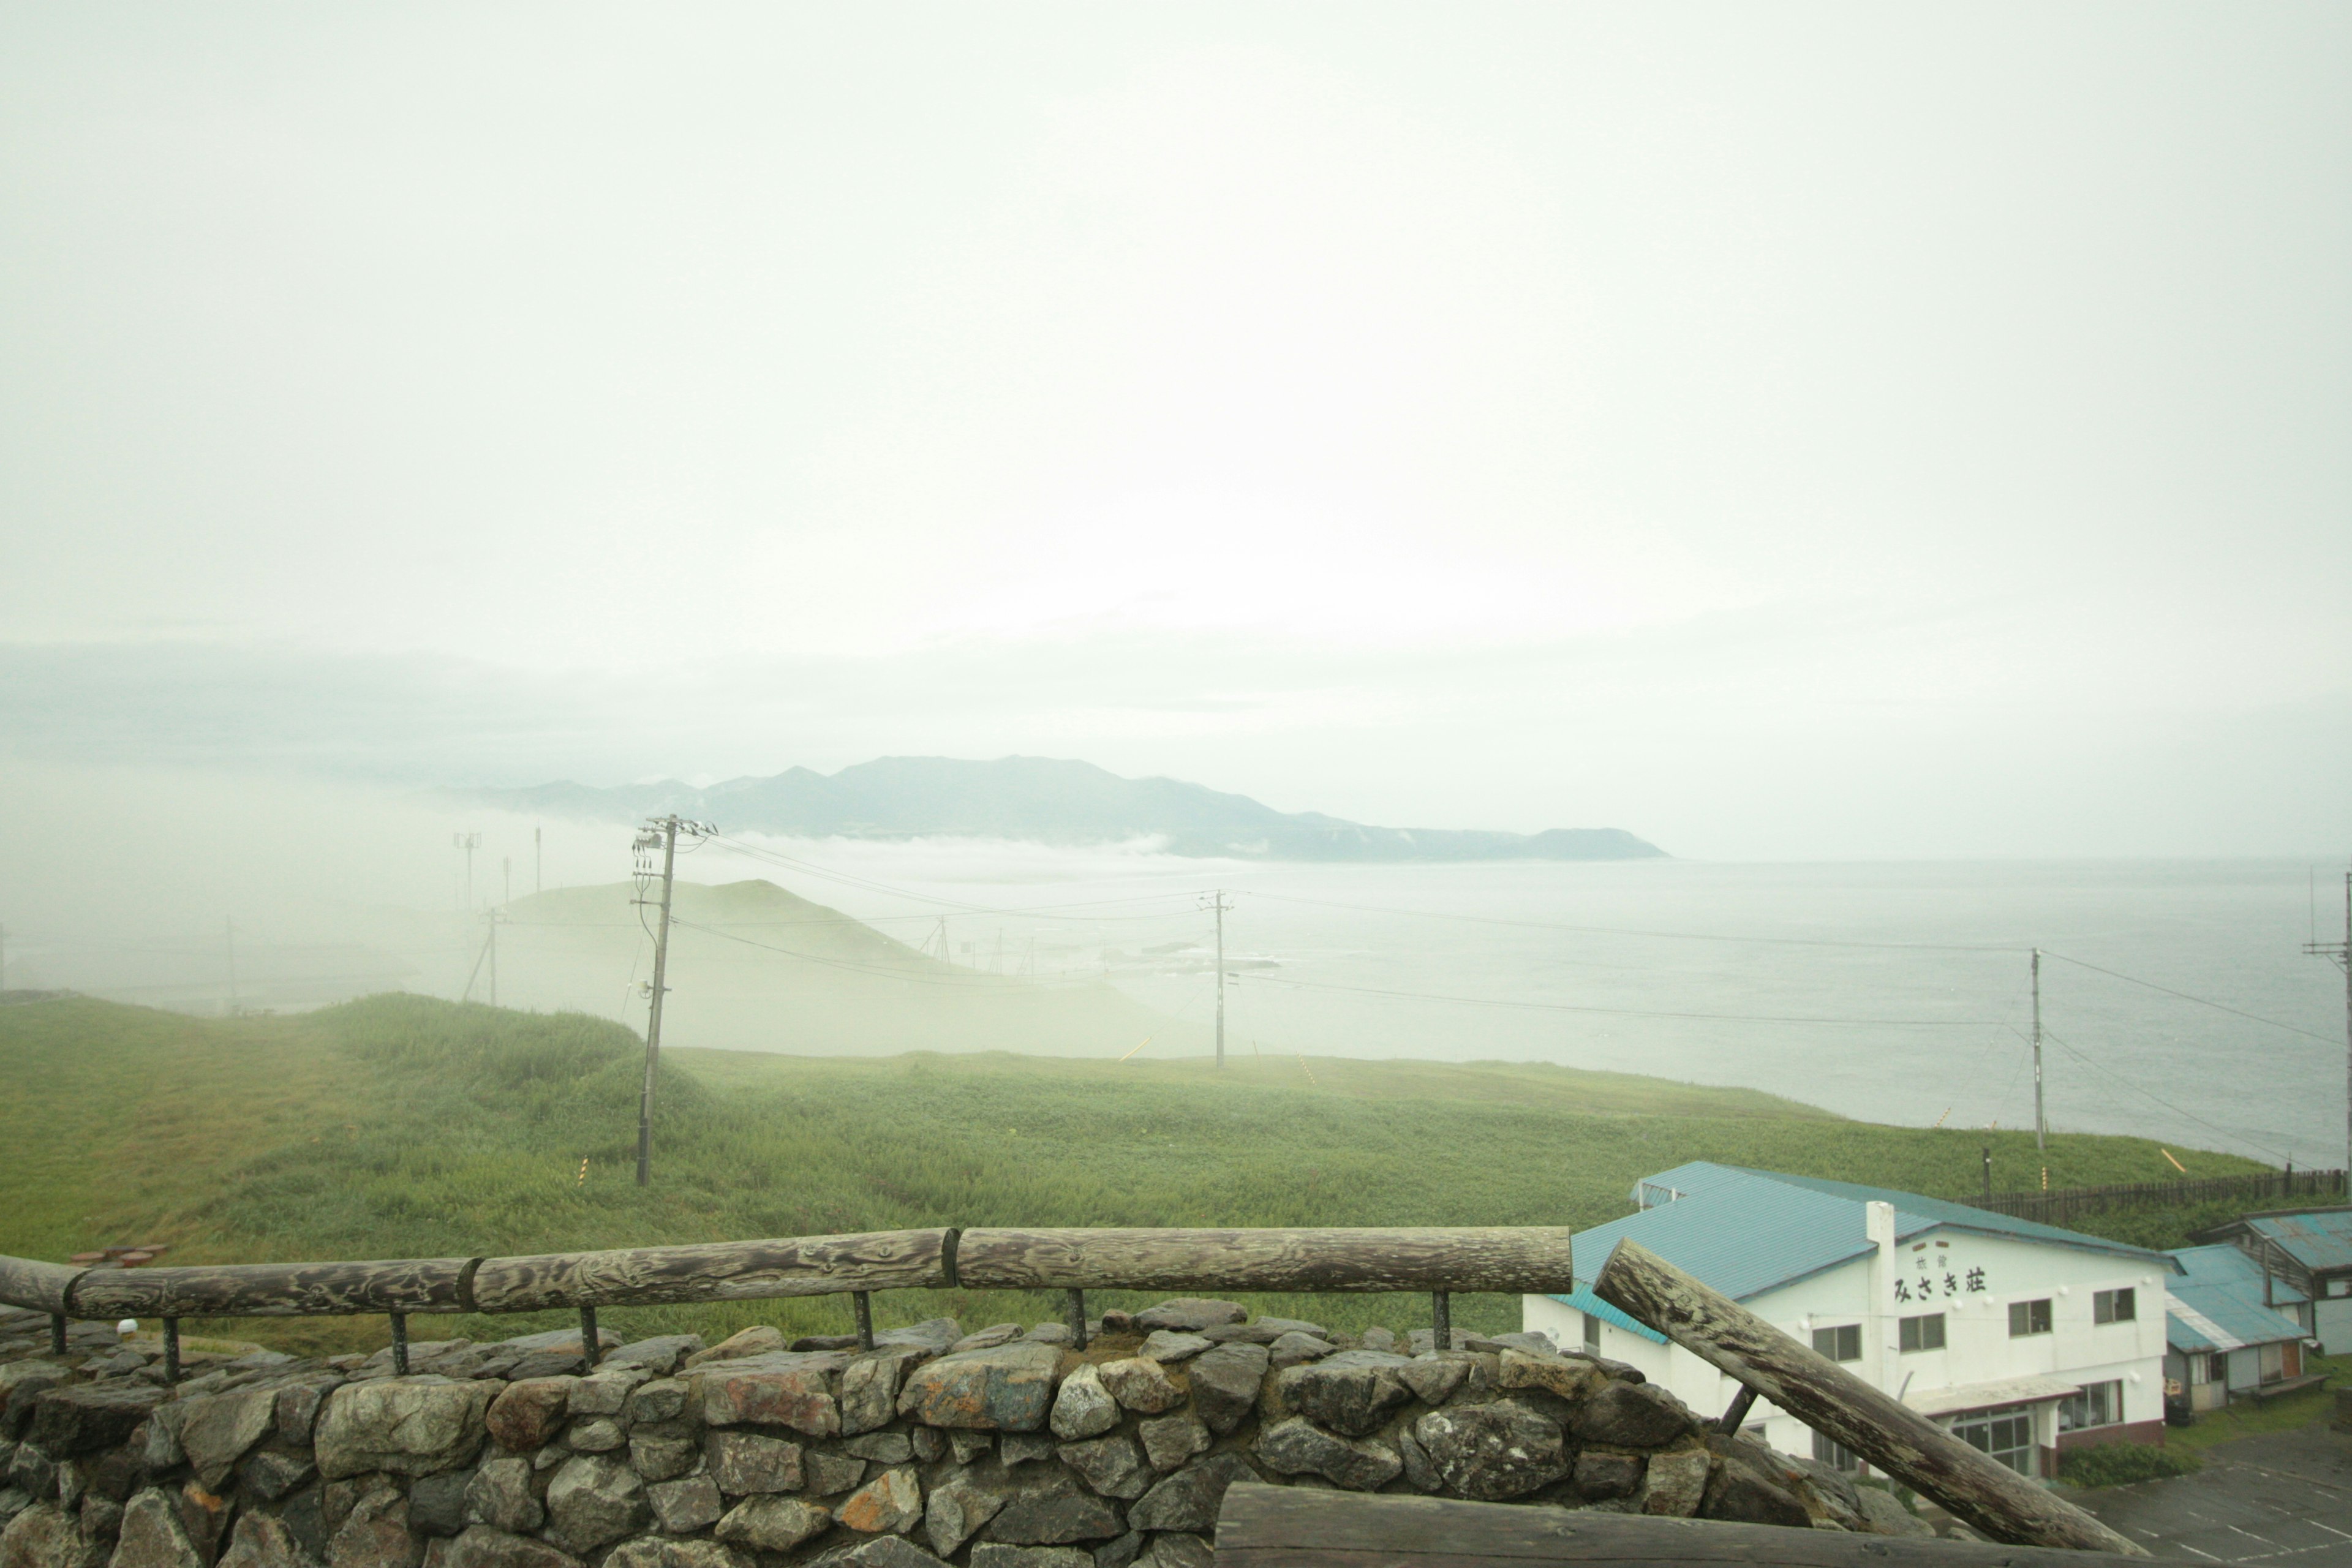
0 993 2269 1354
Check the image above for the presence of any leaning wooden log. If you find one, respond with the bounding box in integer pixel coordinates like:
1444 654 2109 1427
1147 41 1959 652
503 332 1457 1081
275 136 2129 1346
956 1227 1573 1293
0 1256 85 1317
67 1257 476 1319
468 1228 952 1311
1591 1239 2144 1556
1215 1484 2152 1568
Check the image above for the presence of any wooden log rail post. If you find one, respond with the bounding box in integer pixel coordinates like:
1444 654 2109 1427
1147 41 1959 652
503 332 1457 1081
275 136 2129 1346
160 1317 179 1384
1066 1289 1088 1349
1592 1239 2144 1556
579 1306 601 1368
1431 1291 1452 1352
389 1311 409 1376
853 1292 875 1352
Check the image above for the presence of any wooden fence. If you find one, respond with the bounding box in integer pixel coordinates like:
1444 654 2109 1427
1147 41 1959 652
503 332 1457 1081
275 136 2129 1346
1975 1168 2344 1227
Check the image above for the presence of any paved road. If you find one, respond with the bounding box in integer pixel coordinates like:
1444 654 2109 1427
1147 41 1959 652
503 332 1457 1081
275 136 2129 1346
2071 1426 2352 1563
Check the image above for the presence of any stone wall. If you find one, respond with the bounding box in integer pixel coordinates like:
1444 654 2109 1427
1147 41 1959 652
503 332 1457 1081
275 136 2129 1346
0 1297 1931 1568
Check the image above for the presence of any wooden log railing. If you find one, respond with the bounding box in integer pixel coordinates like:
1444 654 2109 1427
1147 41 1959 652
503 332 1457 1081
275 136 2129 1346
1592 1239 2144 1557
0 1224 1572 1378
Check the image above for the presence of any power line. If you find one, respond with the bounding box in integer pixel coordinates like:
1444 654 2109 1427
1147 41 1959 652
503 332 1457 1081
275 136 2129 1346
2038 951 2336 1044
2036 1026 2291 1165
1231 971 2010 1028
1243 891 2026 954
704 835 1207 920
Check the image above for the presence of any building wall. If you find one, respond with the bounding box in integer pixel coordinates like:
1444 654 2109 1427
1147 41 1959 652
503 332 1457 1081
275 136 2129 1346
1525 1216 2168 1469
2317 1297 2352 1355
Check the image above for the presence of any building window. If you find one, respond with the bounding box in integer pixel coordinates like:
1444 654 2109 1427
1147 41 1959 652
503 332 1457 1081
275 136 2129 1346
1583 1312 1600 1352
1950 1403 2037 1476
1812 1431 1861 1473
2093 1288 2136 1324
1811 1324 1862 1362
2008 1298 2052 1337
2059 1380 2121 1430
1899 1313 1946 1352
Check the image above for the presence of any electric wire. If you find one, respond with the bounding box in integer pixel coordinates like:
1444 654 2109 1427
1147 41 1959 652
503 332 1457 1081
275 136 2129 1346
1231 971 2011 1028
2037 951 2335 1044
2034 1025 2292 1164
1243 891 2026 954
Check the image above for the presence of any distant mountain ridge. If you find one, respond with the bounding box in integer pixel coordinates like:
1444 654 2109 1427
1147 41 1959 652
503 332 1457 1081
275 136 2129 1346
447 756 1664 862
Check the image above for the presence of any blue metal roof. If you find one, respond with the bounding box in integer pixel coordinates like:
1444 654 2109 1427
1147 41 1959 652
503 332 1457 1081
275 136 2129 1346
2164 1245 2308 1353
1545 1163 2173 1313
2247 1212 2352 1273
1554 1284 1666 1344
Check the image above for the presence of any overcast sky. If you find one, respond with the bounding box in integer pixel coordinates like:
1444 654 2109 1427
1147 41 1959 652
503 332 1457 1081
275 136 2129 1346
2 3 2346 859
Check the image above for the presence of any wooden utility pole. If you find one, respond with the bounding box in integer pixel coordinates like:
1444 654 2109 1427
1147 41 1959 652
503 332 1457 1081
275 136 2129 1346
633 816 710 1186
2307 870 2352 1175
2030 948 2045 1154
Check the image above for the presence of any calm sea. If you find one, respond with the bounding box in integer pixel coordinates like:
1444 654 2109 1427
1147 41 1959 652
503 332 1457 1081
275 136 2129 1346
742 847 2346 1169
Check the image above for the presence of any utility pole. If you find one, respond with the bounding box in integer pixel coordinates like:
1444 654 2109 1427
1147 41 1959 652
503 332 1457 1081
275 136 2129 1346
225 918 240 1017
2030 948 2045 1154
1208 890 1232 1069
453 832 481 910
633 816 712 1186
2306 870 2351 1177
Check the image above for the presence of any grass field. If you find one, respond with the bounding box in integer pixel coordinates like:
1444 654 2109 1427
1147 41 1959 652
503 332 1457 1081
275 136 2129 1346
0 992 2274 1355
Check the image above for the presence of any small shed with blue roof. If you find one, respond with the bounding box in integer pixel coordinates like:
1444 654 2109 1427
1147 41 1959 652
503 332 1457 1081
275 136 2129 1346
1525 1163 2176 1481
2163 1243 2316 1408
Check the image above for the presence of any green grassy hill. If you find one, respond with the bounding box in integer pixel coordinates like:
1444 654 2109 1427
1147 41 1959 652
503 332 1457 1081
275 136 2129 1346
0 992 2271 1355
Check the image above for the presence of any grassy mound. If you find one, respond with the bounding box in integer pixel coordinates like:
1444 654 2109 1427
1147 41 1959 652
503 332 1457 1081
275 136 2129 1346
0 992 2273 1354
2058 1442 2204 1488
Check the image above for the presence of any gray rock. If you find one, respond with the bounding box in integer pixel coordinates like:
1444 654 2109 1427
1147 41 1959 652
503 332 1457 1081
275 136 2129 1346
845 1433 911 1464
1480 1333 1555 1356
1057 1436 1150 1501
599 1339 704 1379
1638 1450 1709 1518
0 1503 94 1568
603 1542 747 1568
316 1382 497 1480
1700 1448 1810 1530
840 1351 927 1438
216 1512 313 1568
1049 1367 1118 1442
1131 1302 1244 1334
804 1450 867 1497
701 1431 802 1495
1141 1533 1210 1568
1396 1356 1471 1407
1774 1448 1864 1531
1393 1423 1440 1494
1023 1325 1072 1346
949 1327 1023 1354
1134 1417 1207 1475
326 1487 419 1568
107 1491 201 1568
627 1432 698 1482
1256 1418 1399 1492
622 1381 687 1427
1182 1344 1265 1438
1359 1329 1398 1354
646 1476 721 1536
644 1476 715 1542
567 1374 646 1419
464 1458 541 1535
1572 1452 1642 1501
896 1344 1060 1433
428 1526 580 1568
6 1449 53 1504
1265 1335 1333 1370
998 1435 1055 1469
1570 1382 1696 1450
841 1539 950 1568
172 1392 276 1491
1136 1335 1210 1366
1276 1352 1415 1438
692 1353 847 1438
543 1455 648 1553
1093 1362 1180 1417
970 1549 1088 1568
873 1322 961 1356
236 1451 316 1502
979 1478 1124 1545
1126 1455 1256 1535
564 1420 624 1454
834 1468 921 1535
1856 1488 1932 1538
1091 1532 1145 1568
948 1432 992 1466
30 1387 167 1459
407 1474 469 1539
923 1476 1005 1558
715 1496 834 1553
1411 1403 1568 1501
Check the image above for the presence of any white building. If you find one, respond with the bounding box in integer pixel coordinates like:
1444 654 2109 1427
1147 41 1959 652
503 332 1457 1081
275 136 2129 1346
1524 1163 2174 1480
